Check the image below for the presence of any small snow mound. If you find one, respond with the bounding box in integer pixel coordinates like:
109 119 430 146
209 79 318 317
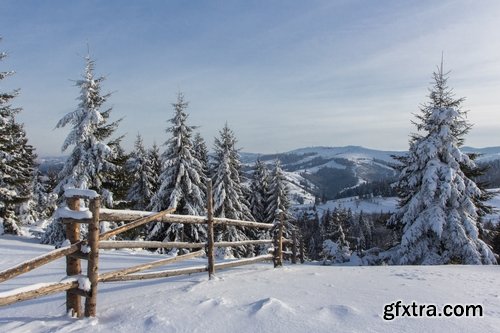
392 272 426 281
144 314 169 329
61 239 71 248
250 297 294 316
319 304 360 319
78 277 91 291
199 297 228 308
80 244 91 254
55 207 92 220
64 188 99 199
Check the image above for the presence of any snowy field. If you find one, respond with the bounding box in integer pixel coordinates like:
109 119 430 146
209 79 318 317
1 236 499 333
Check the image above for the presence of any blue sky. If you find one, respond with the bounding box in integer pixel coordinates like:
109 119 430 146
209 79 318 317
2 0 500 156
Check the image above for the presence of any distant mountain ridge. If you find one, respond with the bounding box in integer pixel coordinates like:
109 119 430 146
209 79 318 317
241 145 500 201
39 145 500 202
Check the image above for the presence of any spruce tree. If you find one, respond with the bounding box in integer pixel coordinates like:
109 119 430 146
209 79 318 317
211 123 253 257
0 40 37 235
42 53 121 245
265 160 291 224
32 171 57 220
147 93 206 248
103 141 131 207
53 54 121 201
321 209 350 264
192 132 209 180
127 134 155 210
388 63 496 265
249 159 270 223
149 142 162 195
212 123 253 220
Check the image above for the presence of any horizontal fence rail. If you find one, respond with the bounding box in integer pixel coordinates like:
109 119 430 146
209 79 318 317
0 279 80 307
100 208 274 229
0 243 81 283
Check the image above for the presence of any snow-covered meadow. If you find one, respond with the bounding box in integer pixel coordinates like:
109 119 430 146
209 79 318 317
1 235 498 333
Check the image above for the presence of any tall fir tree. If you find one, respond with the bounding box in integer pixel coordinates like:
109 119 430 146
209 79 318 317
212 123 253 220
249 159 270 223
321 209 351 264
388 63 496 265
103 141 131 207
147 93 206 248
148 142 162 195
192 132 209 181
0 40 37 235
265 160 291 224
42 53 121 245
53 54 121 201
126 134 155 210
211 123 253 257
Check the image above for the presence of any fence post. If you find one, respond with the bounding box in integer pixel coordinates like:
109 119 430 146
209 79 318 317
85 197 100 317
291 230 297 264
65 196 82 317
206 180 215 279
274 213 284 267
272 231 279 267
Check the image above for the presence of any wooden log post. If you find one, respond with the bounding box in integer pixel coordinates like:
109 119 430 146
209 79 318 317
274 213 284 267
65 197 82 317
291 230 297 264
206 180 215 279
299 235 305 264
85 197 100 317
272 233 279 267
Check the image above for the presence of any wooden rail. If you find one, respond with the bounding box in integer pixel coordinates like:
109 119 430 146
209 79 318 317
0 279 80 307
99 239 278 250
99 250 205 282
99 209 273 229
0 243 80 283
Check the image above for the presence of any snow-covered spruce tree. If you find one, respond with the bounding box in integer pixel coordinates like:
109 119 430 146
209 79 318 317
211 123 253 258
41 54 121 245
388 64 496 265
147 93 206 249
103 140 131 208
192 132 209 180
265 160 291 224
53 54 120 200
265 159 299 257
321 210 350 264
0 42 37 235
126 134 155 210
249 159 270 223
32 171 58 221
149 142 162 195
248 159 271 254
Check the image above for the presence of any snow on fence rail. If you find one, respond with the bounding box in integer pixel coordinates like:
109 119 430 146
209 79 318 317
0 182 304 318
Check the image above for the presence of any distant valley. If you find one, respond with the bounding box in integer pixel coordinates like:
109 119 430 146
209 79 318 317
39 145 500 204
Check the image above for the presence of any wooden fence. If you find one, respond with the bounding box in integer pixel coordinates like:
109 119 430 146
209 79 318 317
0 183 304 318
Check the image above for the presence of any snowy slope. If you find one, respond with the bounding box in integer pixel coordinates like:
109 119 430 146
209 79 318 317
301 196 399 216
288 146 403 164
283 170 316 205
462 146 500 162
0 236 499 333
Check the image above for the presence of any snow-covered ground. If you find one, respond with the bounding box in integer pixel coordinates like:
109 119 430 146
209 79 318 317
293 196 398 218
317 196 398 215
1 236 499 333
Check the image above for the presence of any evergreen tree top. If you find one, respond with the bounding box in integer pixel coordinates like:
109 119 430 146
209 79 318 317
413 61 470 145
56 54 120 152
